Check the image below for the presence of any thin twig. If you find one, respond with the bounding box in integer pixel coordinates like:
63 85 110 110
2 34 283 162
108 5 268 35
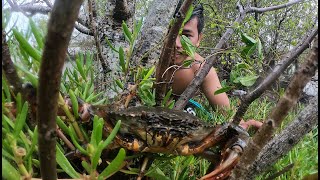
56 127 75 151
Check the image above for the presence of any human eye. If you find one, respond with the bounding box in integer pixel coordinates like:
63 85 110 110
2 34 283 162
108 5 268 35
183 34 192 38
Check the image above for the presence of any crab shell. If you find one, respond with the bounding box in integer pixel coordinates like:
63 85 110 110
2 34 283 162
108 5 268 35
89 105 234 155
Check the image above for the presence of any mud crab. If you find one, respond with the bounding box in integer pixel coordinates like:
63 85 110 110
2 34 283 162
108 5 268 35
80 105 250 179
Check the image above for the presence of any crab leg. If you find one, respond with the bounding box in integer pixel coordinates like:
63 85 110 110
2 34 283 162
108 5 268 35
103 122 146 151
177 125 228 155
200 145 242 180
200 131 249 180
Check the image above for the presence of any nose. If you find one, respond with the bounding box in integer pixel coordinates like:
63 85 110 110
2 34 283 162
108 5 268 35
176 36 182 49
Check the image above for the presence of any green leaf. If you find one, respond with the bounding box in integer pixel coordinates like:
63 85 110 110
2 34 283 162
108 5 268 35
68 126 88 155
83 81 91 99
161 89 172 107
182 59 193 67
180 35 195 58
122 21 133 43
81 160 91 173
235 62 250 69
241 43 257 58
92 98 107 105
86 92 103 102
238 75 259 87
69 89 79 118
29 18 44 49
139 66 155 85
119 47 126 72
99 148 126 179
2 157 21 180
14 63 38 87
139 89 156 106
133 18 143 39
115 79 124 90
24 126 38 160
56 144 81 178
101 120 121 149
12 28 42 62
16 93 22 114
105 38 119 53
178 156 194 180
179 5 194 35
2 77 11 102
13 102 28 138
91 120 121 170
145 167 170 180
90 116 103 147
56 117 69 134
240 33 256 46
2 148 15 161
214 86 234 95
3 114 14 129
76 56 86 80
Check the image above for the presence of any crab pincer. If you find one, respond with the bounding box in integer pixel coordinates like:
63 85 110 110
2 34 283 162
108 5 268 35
200 125 249 180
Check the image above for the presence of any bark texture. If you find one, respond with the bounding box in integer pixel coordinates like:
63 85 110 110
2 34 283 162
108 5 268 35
37 0 83 179
93 0 134 98
130 0 180 68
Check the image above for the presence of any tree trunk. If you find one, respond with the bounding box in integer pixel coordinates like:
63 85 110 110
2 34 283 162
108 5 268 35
130 0 180 68
94 0 134 98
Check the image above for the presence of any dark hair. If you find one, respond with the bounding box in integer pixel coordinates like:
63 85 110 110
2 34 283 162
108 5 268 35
174 1 204 34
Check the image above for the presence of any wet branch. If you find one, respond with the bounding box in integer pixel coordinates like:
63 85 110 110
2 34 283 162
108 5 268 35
232 27 318 124
230 35 318 179
37 0 83 179
155 0 194 105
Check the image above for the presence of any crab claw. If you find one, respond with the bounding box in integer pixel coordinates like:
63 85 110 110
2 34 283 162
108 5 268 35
200 131 248 180
200 145 242 180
